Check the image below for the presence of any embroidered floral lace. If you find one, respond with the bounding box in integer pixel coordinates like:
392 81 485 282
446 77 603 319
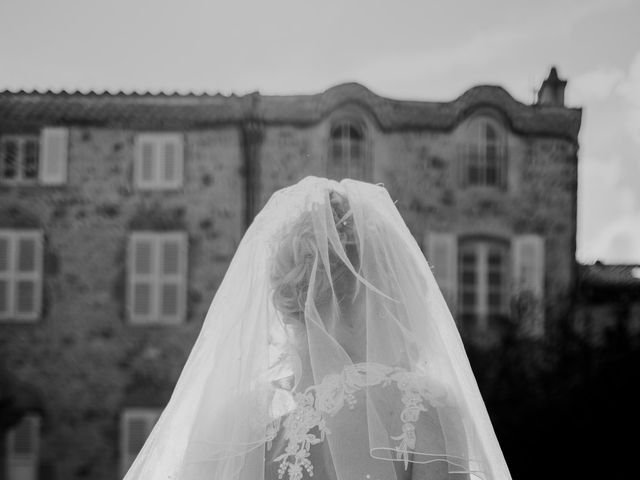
268 363 449 480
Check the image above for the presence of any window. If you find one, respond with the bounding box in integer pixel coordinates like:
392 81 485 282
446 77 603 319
460 117 507 189
458 238 510 330
134 133 184 190
424 232 545 335
0 128 69 186
327 121 371 181
127 231 187 324
0 229 43 322
6 414 41 480
120 408 161 477
1 136 40 183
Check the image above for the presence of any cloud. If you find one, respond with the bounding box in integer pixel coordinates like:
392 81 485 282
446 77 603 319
578 155 640 263
616 51 640 144
581 213 640 264
570 68 625 103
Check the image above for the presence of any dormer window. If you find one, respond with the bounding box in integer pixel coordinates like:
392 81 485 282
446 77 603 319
460 117 507 189
327 121 371 181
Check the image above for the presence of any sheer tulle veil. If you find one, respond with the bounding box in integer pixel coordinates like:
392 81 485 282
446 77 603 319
122 176 512 480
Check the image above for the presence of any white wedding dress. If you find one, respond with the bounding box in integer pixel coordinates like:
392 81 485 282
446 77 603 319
121 177 511 480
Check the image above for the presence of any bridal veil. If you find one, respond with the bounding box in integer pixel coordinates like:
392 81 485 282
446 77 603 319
122 176 511 480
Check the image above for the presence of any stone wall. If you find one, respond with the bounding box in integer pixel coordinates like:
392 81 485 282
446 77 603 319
0 126 245 480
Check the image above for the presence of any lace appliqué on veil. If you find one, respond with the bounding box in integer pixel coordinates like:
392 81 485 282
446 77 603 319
269 363 448 480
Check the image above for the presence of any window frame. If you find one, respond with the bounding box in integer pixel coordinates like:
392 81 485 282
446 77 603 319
120 407 162 478
460 116 508 190
0 229 44 323
457 236 511 330
0 135 41 184
6 413 41 480
127 230 188 325
133 133 184 190
327 119 371 181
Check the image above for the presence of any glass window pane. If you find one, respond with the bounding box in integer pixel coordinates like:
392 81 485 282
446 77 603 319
488 271 502 285
488 251 503 266
350 141 361 160
348 125 362 140
462 270 475 284
2 140 18 179
24 140 39 179
462 291 476 307
468 165 479 184
331 142 342 162
486 167 497 185
486 124 497 141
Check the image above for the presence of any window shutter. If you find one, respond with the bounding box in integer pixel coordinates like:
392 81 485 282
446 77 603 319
0 230 42 322
141 142 155 183
134 134 183 189
161 135 184 187
0 233 10 317
425 231 458 316
39 127 68 185
128 231 187 325
512 234 545 335
129 234 156 323
7 414 40 480
159 233 187 324
134 136 156 188
121 409 161 477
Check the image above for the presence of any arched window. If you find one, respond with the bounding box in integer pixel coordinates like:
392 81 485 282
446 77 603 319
327 121 371 181
458 237 510 330
461 117 507 189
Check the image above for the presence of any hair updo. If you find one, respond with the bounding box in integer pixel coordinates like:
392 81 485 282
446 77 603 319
270 190 357 322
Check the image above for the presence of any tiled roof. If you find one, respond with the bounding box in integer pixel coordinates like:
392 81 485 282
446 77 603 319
579 262 640 291
0 82 582 139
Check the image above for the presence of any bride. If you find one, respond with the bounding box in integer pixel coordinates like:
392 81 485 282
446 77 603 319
122 177 512 480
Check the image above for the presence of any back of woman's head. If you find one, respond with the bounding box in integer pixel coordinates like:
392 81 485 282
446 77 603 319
270 189 357 322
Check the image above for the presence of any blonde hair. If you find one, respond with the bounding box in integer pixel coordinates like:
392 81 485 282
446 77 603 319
270 190 355 322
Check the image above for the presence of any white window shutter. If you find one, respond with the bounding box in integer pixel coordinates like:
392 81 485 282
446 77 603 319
129 233 156 324
7 414 41 480
134 133 183 189
158 232 187 324
120 409 161 478
162 135 184 187
425 231 458 316
134 135 155 188
0 230 42 322
128 231 187 325
512 234 545 335
0 233 11 317
39 127 68 185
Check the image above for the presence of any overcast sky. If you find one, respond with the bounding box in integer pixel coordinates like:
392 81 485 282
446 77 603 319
1 0 639 264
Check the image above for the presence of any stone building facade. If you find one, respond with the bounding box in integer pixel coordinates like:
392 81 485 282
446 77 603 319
0 68 581 480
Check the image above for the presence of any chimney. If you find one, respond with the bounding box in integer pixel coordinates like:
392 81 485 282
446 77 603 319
537 66 567 106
